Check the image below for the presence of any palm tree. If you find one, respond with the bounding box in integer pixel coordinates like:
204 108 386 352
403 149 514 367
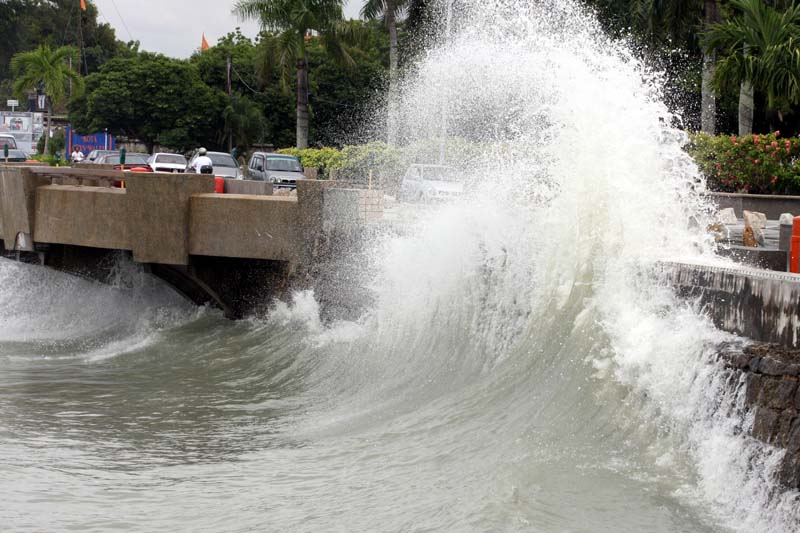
11 44 83 155
361 0 407 144
234 0 361 149
222 93 266 151
704 0 800 134
630 0 721 134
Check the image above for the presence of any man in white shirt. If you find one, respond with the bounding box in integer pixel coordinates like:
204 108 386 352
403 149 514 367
192 147 213 173
71 147 85 162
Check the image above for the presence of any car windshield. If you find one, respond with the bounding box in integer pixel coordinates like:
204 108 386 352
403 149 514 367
422 166 458 181
209 153 236 167
266 157 302 172
105 154 149 165
156 154 186 165
92 151 118 161
0 137 17 149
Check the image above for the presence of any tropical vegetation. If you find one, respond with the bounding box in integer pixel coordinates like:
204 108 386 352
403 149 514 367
11 44 83 154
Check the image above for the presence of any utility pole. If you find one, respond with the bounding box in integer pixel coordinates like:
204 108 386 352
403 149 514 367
226 55 233 152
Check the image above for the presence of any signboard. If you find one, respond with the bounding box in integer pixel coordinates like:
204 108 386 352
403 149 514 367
7 99 18 110
65 126 115 160
0 111 41 154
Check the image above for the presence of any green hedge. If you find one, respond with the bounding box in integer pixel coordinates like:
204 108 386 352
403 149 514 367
687 132 800 194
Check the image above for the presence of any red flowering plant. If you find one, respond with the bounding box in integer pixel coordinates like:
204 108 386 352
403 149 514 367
687 132 800 194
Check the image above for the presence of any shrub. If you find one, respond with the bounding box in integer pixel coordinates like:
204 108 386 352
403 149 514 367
277 146 345 179
687 131 800 194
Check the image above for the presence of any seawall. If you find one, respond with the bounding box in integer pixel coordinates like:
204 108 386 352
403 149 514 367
661 261 800 491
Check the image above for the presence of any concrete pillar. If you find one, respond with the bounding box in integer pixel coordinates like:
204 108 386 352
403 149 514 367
0 166 50 251
125 173 214 265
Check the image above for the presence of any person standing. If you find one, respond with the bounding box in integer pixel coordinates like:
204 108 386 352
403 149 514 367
71 147 85 162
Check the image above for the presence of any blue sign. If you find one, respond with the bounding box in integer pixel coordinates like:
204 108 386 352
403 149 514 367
65 126 115 160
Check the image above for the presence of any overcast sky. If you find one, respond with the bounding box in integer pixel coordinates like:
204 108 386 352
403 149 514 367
92 0 363 59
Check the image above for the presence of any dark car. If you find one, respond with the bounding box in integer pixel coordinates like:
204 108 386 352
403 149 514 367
247 152 306 188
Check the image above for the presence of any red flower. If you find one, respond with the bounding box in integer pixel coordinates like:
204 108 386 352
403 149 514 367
754 135 760 144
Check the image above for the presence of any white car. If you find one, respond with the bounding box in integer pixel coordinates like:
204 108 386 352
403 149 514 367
148 152 188 173
400 164 464 202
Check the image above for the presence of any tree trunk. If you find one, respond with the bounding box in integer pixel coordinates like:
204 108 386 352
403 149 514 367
701 0 721 134
386 1 398 145
296 42 309 150
738 81 754 136
701 51 716 134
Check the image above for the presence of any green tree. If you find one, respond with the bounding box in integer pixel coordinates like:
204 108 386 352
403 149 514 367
705 0 800 134
68 53 224 152
222 93 266 151
11 44 83 155
233 0 363 149
628 0 722 133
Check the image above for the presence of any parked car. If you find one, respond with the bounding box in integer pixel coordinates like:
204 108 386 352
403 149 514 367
95 152 152 171
148 152 187 173
400 164 464 202
187 151 242 179
86 149 118 162
247 152 306 188
0 134 18 150
1 149 30 162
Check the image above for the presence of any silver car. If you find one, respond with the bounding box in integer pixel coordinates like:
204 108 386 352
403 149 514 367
187 151 242 178
400 164 464 202
247 152 306 188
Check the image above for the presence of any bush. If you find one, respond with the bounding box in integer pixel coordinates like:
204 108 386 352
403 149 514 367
337 142 405 192
36 129 66 157
277 146 345 179
687 131 800 194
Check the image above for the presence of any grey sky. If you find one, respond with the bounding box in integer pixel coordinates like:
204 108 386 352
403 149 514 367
92 0 363 59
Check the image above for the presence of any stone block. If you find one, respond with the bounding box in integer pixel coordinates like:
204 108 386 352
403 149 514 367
777 410 798 447
752 406 780 443
745 373 762 406
758 377 799 410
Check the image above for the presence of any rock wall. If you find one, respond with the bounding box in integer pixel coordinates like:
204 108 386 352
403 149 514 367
719 343 800 489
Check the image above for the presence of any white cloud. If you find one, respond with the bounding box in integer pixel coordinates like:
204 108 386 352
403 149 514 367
92 0 362 59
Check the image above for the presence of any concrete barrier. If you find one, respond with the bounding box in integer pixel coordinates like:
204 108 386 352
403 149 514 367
224 179 273 196
189 194 300 261
662 261 800 347
34 185 129 250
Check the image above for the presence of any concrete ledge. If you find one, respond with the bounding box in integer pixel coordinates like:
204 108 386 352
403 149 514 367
662 261 800 347
34 185 130 250
189 194 300 262
717 245 788 271
224 179 273 196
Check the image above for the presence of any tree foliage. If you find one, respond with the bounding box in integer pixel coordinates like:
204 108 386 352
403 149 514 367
705 0 800 116
68 53 224 152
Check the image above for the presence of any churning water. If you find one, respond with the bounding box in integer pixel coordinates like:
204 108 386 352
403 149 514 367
1 0 799 531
